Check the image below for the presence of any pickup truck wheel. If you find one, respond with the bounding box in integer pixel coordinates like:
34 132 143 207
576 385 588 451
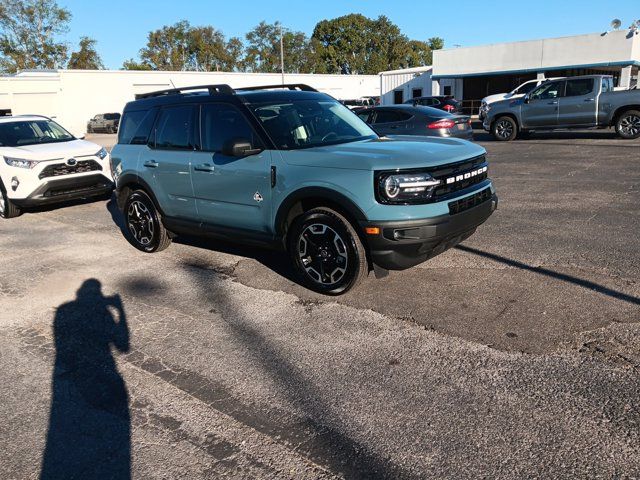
0 181 22 219
123 190 171 253
492 116 518 141
288 208 367 295
616 110 640 139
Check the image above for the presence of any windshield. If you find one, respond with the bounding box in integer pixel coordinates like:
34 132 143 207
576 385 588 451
248 98 377 150
512 81 537 95
0 119 75 147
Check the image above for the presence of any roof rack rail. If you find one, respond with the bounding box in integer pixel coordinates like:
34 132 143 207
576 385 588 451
135 84 234 100
236 84 318 92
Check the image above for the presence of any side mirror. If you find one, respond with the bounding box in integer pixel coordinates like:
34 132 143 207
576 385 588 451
523 95 531 104
222 138 263 157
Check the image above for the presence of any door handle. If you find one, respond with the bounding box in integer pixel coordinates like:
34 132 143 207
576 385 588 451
194 163 215 172
547 101 558 105
143 160 159 168
584 98 595 102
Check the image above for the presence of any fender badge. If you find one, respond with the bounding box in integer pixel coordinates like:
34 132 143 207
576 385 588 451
253 192 263 203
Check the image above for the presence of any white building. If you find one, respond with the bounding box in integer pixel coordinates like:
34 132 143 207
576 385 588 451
0 69 379 136
381 29 640 111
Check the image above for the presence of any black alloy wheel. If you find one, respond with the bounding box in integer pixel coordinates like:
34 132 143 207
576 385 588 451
123 190 171 253
492 116 518 141
616 110 640 139
288 208 368 295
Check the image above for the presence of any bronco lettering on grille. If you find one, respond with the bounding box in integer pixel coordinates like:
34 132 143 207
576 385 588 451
445 166 488 185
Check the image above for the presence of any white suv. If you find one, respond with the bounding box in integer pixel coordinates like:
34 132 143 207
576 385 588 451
0 115 113 218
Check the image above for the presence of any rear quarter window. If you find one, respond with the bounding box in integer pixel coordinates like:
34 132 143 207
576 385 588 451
118 108 157 145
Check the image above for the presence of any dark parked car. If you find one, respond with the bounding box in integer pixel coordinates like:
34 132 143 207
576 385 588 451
356 105 473 140
87 113 121 134
405 96 462 114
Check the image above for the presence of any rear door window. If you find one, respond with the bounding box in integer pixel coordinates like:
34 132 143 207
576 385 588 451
153 105 196 150
565 79 595 97
118 108 157 145
374 110 411 124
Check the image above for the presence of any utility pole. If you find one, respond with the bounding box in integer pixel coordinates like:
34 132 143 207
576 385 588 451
280 23 285 85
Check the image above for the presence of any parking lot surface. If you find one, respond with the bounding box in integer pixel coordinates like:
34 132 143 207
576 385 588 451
1 131 639 479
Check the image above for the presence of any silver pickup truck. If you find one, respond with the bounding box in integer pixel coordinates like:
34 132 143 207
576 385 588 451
483 75 640 141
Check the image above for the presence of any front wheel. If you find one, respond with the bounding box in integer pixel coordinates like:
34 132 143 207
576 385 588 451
288 208 368 295
123 190 172 253
0 181 22 219
492 116 518 141
615 110 640 139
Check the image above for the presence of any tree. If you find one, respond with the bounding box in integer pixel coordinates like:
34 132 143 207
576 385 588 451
123 20 242 72
68 36 104 69
428 37 445 51
0 0 71 73
311 14 426 74
244 21 311 73
405 40 433 67
121 59 152 70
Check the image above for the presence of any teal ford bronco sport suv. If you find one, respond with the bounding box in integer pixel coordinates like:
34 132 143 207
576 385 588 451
111 84 497 294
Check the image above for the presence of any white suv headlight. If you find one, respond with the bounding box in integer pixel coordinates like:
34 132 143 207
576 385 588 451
4 157 38 169
95 147 108 160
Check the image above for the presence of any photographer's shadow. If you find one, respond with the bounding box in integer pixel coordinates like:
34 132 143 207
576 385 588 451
41 279 131 480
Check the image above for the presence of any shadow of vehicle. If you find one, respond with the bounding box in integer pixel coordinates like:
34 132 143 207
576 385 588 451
107 198 298 285
22 191 114 216
472 128 627 143
40 279 131 480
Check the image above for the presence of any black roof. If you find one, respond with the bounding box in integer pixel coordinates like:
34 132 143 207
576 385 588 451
127 83 328 110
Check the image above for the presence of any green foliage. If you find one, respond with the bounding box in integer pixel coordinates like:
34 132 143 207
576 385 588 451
311 14 438 74
123 20 241 72
68 36 104 69
244 21 313 73
0 0 71 73
428 37 445 51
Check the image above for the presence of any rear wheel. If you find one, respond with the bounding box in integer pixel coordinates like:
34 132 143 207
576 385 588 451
288 208 368 295
615 110 640 139
492 116 518 141
0 180 22 219
123 190 171 253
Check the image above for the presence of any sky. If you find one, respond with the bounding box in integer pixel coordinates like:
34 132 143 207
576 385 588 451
61 0 640 69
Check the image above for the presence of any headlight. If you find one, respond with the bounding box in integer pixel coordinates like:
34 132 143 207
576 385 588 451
4 157 38 169
376 171 441 204
95 147 108 160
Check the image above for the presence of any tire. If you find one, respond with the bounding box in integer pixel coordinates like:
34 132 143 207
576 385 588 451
87 126 93 134
615 110 640 140
492 116 518 141
0 180 22 219
287 207 368 295
123 190 171 253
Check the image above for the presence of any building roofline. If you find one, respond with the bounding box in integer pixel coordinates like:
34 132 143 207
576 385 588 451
11 68 379 79
436 29 636 53
379 66 433 75
432 60 640 79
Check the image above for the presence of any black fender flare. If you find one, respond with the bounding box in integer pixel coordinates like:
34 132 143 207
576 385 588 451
115 174 164 214
274 187 368 239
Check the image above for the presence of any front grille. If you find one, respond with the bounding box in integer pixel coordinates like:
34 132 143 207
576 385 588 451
44 180 111 198
39 160 102 180
430 155 488 201
448 187 492 215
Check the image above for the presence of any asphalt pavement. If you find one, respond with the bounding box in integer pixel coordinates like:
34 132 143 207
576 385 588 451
1 130 638 479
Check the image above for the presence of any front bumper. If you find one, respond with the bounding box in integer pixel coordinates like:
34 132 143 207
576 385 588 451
11 173 113 207
361 192 498 270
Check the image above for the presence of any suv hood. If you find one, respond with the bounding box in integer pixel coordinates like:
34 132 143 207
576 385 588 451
0 139 102 161
282 137 485 171
482 93 512 104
